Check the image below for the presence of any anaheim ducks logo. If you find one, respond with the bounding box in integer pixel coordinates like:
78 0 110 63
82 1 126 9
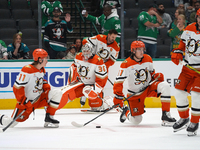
97 47 109 60
186 37 200 56
34 77 43 92
134 68 148 85
78 65 89 78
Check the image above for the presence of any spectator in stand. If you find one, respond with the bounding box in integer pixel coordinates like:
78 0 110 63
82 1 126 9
44 7 73 59
137 3 162 58
82 3 121 45
41 0 63 33
74 38 82 53
168 14 186 53
100 0 121 10
0 40 8 60
56 51 66 59
185 0 197 12
170 8 188 29
65 44 77 59
174 0 184 8
177 3 185 9
185 0 197 20
157 3 172 28
7 33 30 59
190 1 200 23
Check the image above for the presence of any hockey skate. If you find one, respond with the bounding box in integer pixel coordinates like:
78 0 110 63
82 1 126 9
44 113 59 128
120 106 129 123
161 111 176 127
80 96 87 106
173 118 189 132
187 122 199 136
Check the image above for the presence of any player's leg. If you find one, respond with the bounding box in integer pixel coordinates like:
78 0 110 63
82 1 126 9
157 81 176 126
173 71 191 132
186 79 200 136
44 82 84 128
120 91 147 125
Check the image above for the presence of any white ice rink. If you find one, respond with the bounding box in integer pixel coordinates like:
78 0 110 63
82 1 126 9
0 108 199 150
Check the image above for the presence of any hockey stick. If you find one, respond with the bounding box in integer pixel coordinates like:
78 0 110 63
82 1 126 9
0 93 42 133
108 78 114 86
180 61 200 74
123 74 160 102
71 104 120 128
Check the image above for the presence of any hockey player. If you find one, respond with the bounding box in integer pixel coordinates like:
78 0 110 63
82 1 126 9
82 29 120 71
65 43 109 111
113 41 176 126
0 49 64 129
171 8 200 136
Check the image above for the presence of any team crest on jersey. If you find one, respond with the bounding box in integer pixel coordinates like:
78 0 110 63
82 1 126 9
34 77 43 92
78 65 90 78
52 27 64 39
97 47 109 59
186 37 200 56
133 107 139 113
134 68 148 85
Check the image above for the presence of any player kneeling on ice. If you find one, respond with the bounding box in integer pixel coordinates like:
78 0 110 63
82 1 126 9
61 43 110 112
113 41 176 126
0 49 64 129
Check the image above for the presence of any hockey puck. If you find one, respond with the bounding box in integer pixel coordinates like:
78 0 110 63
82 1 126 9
96 126 101 128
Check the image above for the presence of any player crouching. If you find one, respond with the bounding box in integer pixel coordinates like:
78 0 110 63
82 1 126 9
113 41 176 126
61 43 111 112
0 49 64 129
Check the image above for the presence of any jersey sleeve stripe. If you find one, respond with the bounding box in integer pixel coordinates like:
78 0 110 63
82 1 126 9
15 81 28 86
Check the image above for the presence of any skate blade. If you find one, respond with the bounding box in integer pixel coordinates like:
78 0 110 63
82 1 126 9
173 124 188 132
161 121 175 127
187 131 197 136
44 122 59 128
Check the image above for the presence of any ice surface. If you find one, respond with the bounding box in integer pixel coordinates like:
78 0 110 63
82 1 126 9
0 108 199 150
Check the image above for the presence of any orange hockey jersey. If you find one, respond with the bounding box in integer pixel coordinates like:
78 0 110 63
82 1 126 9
174 22 200 68
13 64 49 103
82 34 120 70
113 54 155 98
72 52 108 89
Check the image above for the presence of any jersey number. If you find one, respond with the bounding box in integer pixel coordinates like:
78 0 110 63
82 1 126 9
19 74 26 81
98 66 106 72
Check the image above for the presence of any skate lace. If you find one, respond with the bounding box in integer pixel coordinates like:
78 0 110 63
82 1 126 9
188 122 196 128
176 118 185 125
166 112 172 119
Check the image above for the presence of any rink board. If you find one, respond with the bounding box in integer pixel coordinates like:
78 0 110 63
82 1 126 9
0 96 192 109
0 59 188 109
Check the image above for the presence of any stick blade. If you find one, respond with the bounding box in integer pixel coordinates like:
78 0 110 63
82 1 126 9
71 121 84 128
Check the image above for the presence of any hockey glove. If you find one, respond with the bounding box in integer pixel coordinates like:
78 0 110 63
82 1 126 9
16 101 33 122
113 95 124 108
152 72 164 82
171 51 183 65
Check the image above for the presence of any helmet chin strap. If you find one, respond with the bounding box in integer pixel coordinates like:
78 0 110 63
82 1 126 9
132 52 141 61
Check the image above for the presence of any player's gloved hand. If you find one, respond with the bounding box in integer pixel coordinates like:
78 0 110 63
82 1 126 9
16 101 33 113
171 52 183 65
152 72 164 82
113 96 124 108
16 101 33 122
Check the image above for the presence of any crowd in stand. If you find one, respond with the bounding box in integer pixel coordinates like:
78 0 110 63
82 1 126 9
0 0 200 59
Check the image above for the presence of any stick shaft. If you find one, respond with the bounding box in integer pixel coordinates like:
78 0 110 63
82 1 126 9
83 104 119 126
1 93 42 132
